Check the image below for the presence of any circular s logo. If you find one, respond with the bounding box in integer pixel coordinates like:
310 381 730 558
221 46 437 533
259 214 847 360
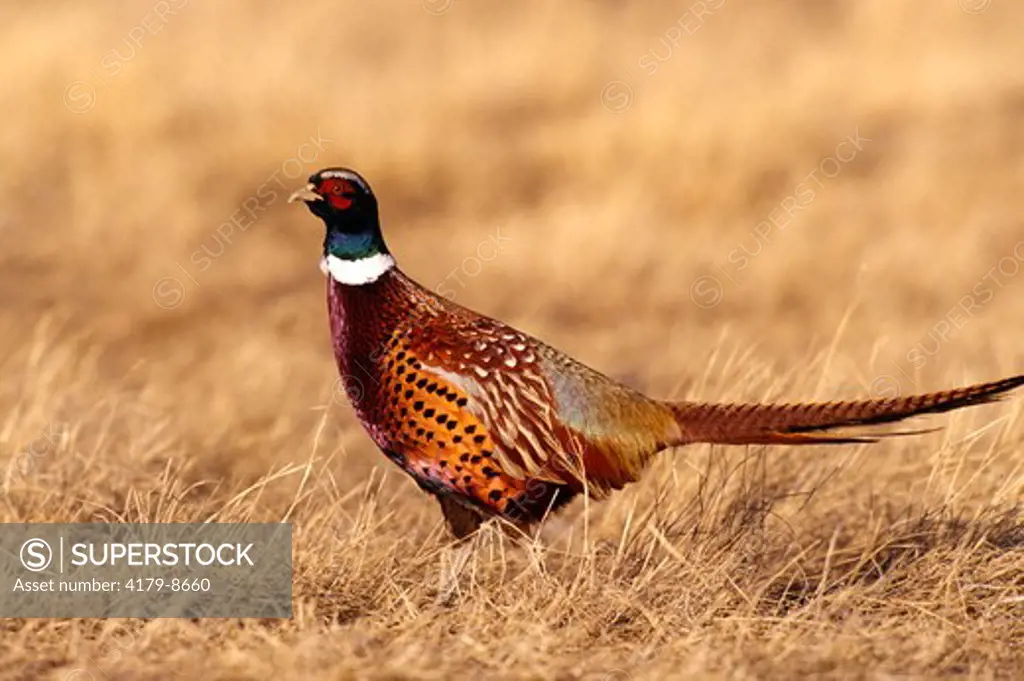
20 538 53 572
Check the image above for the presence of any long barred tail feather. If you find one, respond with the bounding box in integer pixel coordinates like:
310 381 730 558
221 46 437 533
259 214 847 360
669 375 1024 446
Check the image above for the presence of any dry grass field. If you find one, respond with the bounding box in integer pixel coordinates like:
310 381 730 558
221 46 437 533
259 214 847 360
2 1 1024 678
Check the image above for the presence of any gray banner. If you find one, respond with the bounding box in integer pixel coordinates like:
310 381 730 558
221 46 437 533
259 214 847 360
0 523 292 617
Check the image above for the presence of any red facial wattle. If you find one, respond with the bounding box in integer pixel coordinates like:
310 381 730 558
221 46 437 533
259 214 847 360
319 178 356 210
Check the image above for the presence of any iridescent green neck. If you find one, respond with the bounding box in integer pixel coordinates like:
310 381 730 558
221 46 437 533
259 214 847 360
325 229 389 261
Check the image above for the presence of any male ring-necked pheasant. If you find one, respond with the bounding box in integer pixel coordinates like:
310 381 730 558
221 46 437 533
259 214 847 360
289 167 1024 540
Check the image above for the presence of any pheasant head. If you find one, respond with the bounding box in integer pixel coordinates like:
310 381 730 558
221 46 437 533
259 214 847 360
288 167 394 284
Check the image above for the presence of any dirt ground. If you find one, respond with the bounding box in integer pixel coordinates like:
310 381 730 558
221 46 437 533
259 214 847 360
2 1 1023 679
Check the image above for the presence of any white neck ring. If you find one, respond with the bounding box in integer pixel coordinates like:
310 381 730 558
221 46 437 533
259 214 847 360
321 253 395 285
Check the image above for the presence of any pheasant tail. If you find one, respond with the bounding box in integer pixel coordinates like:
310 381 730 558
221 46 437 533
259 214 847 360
668 375 1024 446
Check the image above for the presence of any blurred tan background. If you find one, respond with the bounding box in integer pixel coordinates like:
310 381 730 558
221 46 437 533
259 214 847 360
5 1 1021 477
2 1 1023 677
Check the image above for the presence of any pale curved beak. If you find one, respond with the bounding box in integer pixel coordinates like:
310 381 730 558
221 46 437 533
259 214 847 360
288 183 322 204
